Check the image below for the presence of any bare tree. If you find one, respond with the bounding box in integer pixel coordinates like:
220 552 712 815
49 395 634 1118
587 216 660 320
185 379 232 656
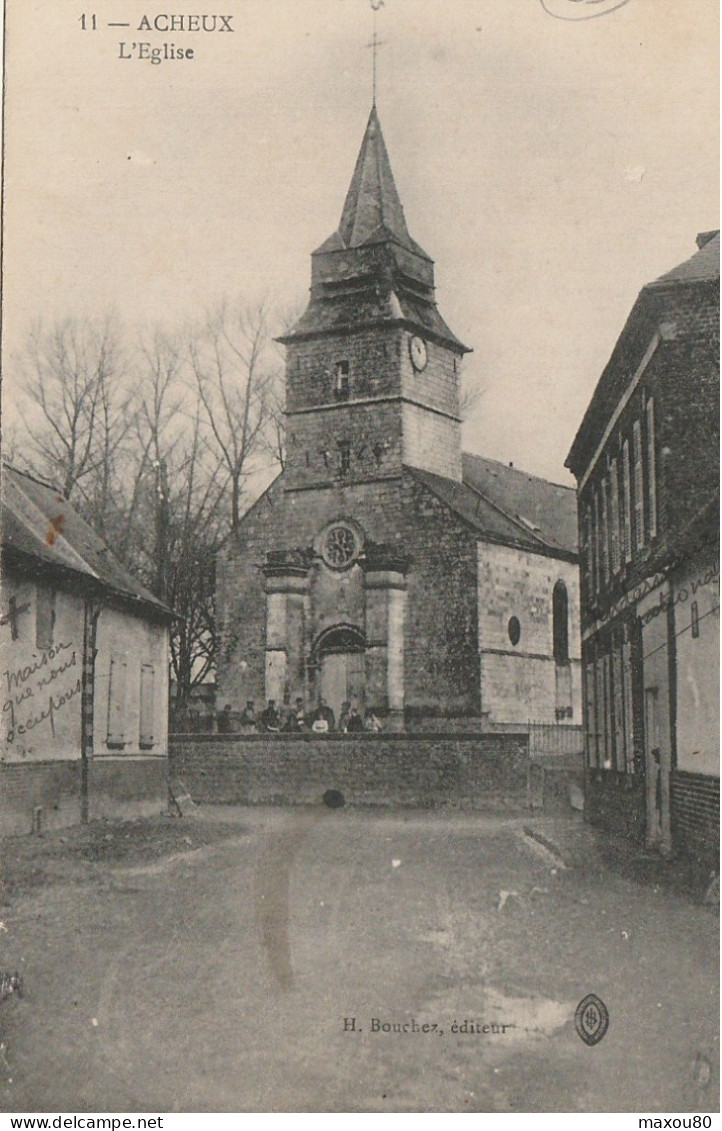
189 300 281 531
129 328 229 713
16 316 132 513
458 357 486 423
9 301 290 719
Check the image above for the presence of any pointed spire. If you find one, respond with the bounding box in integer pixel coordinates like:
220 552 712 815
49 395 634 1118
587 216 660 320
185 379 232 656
337 107 413 250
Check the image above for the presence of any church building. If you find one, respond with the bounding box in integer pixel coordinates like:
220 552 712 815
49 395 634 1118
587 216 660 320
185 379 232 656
216 107 580 730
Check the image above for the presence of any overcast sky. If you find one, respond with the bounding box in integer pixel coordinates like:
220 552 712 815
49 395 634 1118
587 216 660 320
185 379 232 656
2 0 718 485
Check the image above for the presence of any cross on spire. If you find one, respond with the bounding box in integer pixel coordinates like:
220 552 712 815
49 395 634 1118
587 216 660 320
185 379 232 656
365 6 386 106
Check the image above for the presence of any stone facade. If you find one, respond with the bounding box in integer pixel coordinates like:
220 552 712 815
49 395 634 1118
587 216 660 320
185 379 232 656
216 106 580 732
170 731 529 809
477 543 582 725
217 468 481 725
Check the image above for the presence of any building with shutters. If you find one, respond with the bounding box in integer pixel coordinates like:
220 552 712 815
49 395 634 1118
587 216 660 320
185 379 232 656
566 231 720 866
1 465 173 835
216 107 581 732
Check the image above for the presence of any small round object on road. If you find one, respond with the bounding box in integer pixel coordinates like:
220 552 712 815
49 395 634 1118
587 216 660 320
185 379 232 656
323 789 345 809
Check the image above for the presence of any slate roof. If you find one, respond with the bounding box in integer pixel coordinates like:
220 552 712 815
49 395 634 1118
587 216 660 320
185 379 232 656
566 231 720 476
320 106 431 260
282 107 470 354
649 230 720 288
286 283 466 348
408 453 578 558
1 465 172 617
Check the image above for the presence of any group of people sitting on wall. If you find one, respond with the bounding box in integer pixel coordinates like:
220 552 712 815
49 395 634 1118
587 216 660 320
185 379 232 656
216 697 383 734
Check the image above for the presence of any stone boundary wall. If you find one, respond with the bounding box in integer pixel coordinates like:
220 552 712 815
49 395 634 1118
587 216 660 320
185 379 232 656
169 732 529 809
88 756 169 823
1 761 83 837
1 756 169 838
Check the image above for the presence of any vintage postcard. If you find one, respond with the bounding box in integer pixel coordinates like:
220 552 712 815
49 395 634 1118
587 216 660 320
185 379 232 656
0 0 718 1119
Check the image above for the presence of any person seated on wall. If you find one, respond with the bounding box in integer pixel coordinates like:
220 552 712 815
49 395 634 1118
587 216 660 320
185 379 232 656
346 705 364 733
364 708 383 732
282 702 306 732
258 699 280 732
338 701 352 733
281 707 298 732
309 697 335 733
239 700 256 729
216 704 233 733
293 696 307 730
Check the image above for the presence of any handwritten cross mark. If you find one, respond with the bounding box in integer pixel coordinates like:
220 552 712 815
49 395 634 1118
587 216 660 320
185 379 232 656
0 597 31 641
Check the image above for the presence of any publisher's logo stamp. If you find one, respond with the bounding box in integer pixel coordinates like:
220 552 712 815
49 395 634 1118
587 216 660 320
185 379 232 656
574 994 610 1046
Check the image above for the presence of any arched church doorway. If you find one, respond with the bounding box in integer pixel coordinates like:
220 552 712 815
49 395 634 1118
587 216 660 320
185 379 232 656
313 625 365 725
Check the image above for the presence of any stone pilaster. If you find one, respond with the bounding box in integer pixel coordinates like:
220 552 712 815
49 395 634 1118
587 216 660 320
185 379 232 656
363 548 409 728
261 559 310 707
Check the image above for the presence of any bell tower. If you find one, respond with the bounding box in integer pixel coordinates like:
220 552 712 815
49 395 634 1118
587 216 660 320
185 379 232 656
278 106 471 490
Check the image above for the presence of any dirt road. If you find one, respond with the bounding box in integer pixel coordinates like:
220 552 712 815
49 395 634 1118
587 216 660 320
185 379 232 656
0 807 718 1113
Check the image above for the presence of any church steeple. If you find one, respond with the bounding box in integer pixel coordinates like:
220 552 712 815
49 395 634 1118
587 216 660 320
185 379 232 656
336 106 419 255
281 106 468 354
279 104 470 488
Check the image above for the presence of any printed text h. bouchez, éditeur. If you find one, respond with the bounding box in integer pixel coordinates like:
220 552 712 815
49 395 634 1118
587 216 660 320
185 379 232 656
342 1018 514 1036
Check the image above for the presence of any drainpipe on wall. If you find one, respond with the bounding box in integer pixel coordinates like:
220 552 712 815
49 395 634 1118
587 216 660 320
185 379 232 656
80 599 102 824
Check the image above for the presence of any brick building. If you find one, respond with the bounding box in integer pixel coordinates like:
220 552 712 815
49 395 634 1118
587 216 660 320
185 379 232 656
217 107 580 730
1 465 173 834
566 232 720 865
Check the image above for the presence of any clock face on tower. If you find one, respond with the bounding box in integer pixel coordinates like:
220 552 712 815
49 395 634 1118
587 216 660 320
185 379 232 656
409 335 428 372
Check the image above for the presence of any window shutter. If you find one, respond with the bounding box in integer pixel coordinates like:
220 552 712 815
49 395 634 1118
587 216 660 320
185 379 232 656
622 627 634 773
552 581 569 665
612 637 625 770
633 419 644 549
107 653 128 747
602 652 612 765
646 397 657 538
600 477 609 586
609 458 620 574
584 655 598 767
583 506 592 594
593 489 600 594
139 663 155 749
622 439 632 562
35 586 56 650
594 654 605 763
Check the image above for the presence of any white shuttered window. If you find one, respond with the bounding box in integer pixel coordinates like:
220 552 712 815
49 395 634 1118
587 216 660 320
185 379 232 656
140 663 155 749
107 653 128 747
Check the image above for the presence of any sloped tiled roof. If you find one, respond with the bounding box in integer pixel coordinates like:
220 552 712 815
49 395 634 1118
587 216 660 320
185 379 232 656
649 230 720 287
408 454 578 558
1 465 172 617
566 231 720 476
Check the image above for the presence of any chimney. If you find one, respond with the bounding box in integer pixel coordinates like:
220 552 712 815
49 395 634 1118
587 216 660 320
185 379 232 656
696 230 719 249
